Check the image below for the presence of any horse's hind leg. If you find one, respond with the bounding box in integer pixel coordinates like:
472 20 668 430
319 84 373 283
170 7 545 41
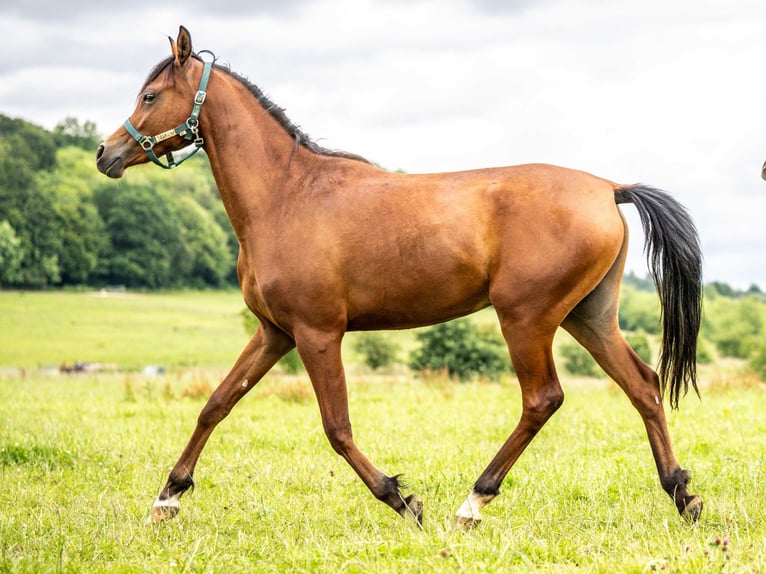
148 322 294 523
562 271 702 521
455 322 564 528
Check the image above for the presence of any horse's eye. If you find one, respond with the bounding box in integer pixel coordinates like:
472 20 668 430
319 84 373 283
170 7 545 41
143 93 156 104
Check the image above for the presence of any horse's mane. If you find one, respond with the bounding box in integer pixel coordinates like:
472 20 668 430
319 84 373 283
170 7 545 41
141 54 369 164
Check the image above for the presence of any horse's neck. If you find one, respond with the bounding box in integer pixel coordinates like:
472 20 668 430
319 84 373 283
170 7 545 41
201 76 308 238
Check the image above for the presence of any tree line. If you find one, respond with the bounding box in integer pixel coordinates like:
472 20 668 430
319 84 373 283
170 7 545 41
0 114 236 289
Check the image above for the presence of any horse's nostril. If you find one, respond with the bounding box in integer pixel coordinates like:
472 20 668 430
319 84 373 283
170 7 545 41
96 143 105 160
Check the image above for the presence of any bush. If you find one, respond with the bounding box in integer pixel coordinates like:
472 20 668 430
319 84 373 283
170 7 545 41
560 341 603 378
409 318 511 381
619 285 661 335
704 296 764 359
748 343 766 381
696 338 713 364
352 332 399 371
278 349 305 374
625 331 652 364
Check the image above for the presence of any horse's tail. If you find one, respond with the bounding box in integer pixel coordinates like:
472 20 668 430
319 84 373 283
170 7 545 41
615 184 703 409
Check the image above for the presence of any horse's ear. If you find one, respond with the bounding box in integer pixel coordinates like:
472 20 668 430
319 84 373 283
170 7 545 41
172 25 193 68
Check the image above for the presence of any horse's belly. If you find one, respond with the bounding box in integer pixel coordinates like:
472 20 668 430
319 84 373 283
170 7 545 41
345 272 491 331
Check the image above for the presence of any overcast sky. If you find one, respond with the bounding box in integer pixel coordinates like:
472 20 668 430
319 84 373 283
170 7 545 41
1 0 764 289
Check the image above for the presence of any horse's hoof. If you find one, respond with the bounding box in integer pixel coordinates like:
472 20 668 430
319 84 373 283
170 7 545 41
453 491 492 530
146 496 180 524
681 495 703 523
453 514 482 531
403 494 424 527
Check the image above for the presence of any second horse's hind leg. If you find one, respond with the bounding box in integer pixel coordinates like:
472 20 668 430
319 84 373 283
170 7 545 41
563 300 703 521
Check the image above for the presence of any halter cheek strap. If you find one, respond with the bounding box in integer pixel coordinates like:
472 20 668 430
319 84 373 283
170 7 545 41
124 59 212 169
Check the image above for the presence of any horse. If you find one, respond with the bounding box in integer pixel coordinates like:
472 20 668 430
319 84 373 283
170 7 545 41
96 26 703 528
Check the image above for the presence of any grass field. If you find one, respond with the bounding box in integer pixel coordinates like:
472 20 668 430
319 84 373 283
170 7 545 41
1 291 765 572
0 290 249 371
1 372 765 573
0 290 441 373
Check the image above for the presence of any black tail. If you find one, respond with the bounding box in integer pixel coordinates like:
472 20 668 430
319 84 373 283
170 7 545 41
615 184 703 409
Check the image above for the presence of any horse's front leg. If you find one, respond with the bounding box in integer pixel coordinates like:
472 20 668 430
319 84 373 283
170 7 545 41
148 323 294 523
295 327 423 525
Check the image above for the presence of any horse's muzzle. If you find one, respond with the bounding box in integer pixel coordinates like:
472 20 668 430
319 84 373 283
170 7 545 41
96 143 126 179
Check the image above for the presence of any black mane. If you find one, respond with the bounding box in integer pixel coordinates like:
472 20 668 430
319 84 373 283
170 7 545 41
141 54 369 164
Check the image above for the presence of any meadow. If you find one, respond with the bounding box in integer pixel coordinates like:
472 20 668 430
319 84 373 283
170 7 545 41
0 291 765 572
0 290 249 371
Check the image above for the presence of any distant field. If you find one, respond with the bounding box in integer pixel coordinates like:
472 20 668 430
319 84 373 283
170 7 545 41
0 290 501 373
0 290 250 370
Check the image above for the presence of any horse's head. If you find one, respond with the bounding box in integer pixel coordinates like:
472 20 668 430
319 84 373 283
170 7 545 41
96 26 209 178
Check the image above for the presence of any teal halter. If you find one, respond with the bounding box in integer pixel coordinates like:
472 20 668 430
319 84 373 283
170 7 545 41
124 58 213 169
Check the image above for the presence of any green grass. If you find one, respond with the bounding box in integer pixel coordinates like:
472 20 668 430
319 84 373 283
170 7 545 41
0 290 500 373
0 290 249 370
0 371 764 573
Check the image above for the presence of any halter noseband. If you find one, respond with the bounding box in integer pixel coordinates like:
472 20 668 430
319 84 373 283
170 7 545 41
124 57 213 169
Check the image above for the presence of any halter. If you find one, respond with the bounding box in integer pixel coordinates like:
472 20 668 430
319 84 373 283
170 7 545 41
124 57 213 169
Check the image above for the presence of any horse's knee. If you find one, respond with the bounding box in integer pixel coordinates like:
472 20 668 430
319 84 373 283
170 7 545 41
523 385 564 428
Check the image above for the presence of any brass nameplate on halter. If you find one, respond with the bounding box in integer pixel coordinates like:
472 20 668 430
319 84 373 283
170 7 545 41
155 128 179 143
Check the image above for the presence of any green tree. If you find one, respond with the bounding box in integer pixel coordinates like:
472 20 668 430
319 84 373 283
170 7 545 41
93 182 184 288
0 166 62 287
705 296 763 359
53 199 107 284
0 220 23 287
706 281 738 299
0 114 243 289
0 120 63 287
0 114 56 171
53 117 101 151
35 147 109 284
150 154 239 285
409 319 510 381
173 196 234 287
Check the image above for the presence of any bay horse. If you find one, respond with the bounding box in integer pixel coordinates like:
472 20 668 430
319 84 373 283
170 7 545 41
96 26 703 528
